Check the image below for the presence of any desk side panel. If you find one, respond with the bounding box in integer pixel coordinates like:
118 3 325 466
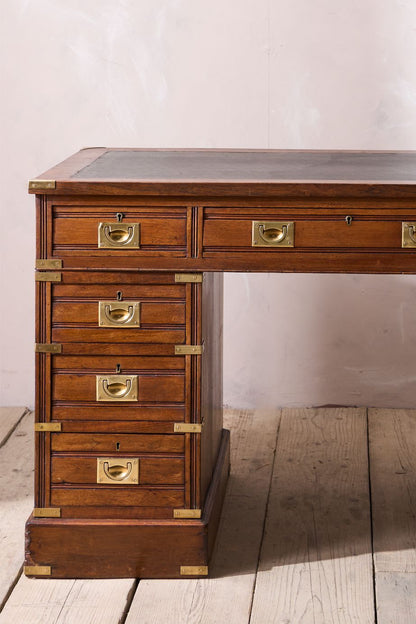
200 273 224 505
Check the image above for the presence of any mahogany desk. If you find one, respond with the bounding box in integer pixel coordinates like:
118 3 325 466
25 149 416 579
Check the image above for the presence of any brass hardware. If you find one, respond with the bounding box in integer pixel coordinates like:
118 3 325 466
345 215 353 225
175 345 203 355
98 222 140 248
174 423 202 433
96 375 138 401
98 301 140 327
24 565 52 576
174 509 202 519
35 343 62 354
97 457 139 484
116 212 124 222
117 291 123 301
34 423 62 432
402 222 416 248
252 221 294 247
28 180 56 191
33 507 61 517
116 363 121 374
35 259 62 270
175 273 203 283
180 566 208 576
35 272 61 282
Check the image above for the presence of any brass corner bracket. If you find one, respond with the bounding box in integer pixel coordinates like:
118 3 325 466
180 565 208 576
29 180 56 191
175 345 203 355
175 273 203 283
174 509 202 519
33 507 61 518
36 259 62 270
34 423 62 432
173 423 202 434
24 565 52 576
35 343 62 354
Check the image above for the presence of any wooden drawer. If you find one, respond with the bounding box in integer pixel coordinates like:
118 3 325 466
203 207 416 252
51 204 188 257
48 432 187 516
50 273 188 346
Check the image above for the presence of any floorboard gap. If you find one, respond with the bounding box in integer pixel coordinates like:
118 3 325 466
366 407 379 624
118 579 140 624
247 410 281 624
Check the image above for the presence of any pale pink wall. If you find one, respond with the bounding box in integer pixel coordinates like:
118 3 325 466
1 1 416 408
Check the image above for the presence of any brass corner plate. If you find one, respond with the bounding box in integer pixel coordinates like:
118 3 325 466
97 457 139 484
252 221 295 247
28 180 56 191
33 507 61 518
175 345 203 355
175 273 203 283
173 509 202 519
402 222 416 248
180 565 208 576
35 259 63 270
24 565 52 576
35 272 61 282
34 423 62 432
98 301 140 327
174 423 202 433
96 375 138 402
35 343 62 354
98 222 140 249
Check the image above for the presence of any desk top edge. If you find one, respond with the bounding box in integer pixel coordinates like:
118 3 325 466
29 148 416 196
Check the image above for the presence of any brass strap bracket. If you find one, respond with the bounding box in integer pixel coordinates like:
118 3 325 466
36 259 63 270
29 180 56 191
175 345 203 355
180 566 208 576
35 343 62 354
24 565 52 576
33 507 61 518
35 272 61 282
174 423 202 434
175 273 203 283
174 509 202 519
34 423 62 432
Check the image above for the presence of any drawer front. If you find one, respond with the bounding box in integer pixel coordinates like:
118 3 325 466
49 432 186 514
53 372 185 403
51 204 189 257
50 273 188 346
203 208 416 252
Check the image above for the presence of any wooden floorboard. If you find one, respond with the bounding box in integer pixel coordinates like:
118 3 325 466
0 576 136 624
125 409 280 624
0 410 34 609
250 407 375 624
1 407 416 623
369 408 416 624
369 408 416 573
0 407 28 448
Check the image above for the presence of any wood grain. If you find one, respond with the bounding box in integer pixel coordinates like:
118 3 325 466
250 407 375 624
0 411 34 607
375 572 416 624
369 408 416 573
0 576 135 624
126 408 280 624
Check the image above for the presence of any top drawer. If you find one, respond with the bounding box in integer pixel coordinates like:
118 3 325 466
50 204 189 257
202 207 416 252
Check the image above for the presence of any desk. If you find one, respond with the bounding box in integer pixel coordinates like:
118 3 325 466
25 149 416 579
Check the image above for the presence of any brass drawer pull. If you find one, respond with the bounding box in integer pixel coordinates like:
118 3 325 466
96 375 138 401
97 457 139 484
98 301 140 327
402 222 416 247
98 222 140 248
252 221 294 247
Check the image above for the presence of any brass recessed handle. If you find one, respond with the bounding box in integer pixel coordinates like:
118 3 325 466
252 221 294 247
96 375 138 401
98 301 140 327
98 222 140 248
104 461 132 480
97 457 139 484
402 222 416 248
